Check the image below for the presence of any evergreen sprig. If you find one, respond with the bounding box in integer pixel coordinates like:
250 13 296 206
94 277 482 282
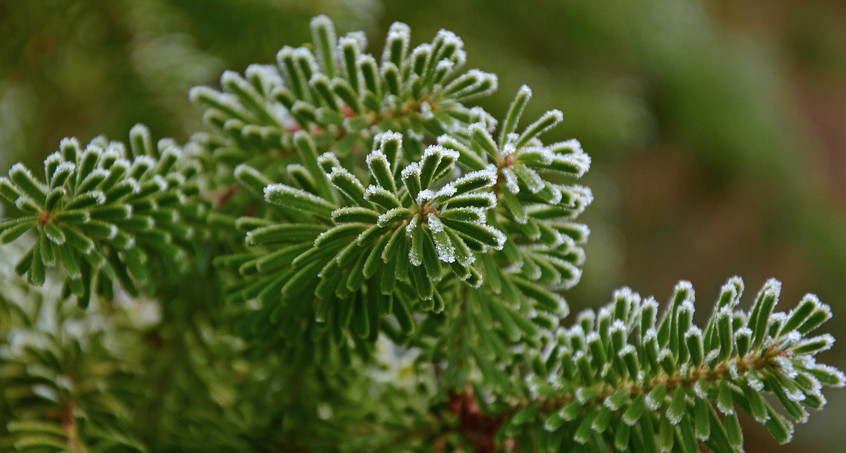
0 15 842 452
0 126 205 306
189 15 497 172
495 278 844 452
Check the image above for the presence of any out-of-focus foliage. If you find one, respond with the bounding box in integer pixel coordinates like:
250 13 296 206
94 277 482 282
1 0 845 451
0 0 379 170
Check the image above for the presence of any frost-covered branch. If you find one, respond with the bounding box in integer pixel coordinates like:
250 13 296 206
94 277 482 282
494 278 844 452
0 14 841 453
0 126 206 306
189 16 497 170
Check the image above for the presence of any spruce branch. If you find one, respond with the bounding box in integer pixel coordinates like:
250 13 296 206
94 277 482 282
0 14 842 453
217 88 592 357
489 278 844 452
189 15 496 172
0 127 206 306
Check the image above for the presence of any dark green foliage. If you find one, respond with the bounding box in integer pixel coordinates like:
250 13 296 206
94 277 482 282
0 15 842 452
0 126 206 306
494 279 843 452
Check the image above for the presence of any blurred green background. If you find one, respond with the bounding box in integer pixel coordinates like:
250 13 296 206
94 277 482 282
1 0 844 450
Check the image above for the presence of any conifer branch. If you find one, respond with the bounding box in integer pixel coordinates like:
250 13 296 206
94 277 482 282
189 15 496 171
491 278 843 452
0 14 842 452
0 127 206 306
